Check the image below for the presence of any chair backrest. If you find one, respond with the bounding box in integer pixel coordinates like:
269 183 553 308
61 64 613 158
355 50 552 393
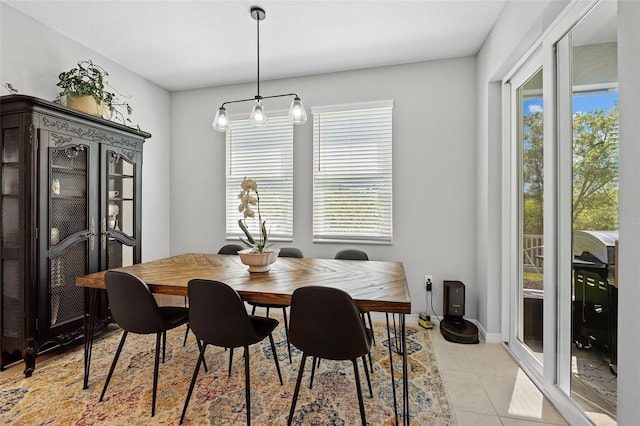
187 279 260 348
289 286 370 360
279 247 304 258
334 249 369 261
104 271 167 334
218 244 244 255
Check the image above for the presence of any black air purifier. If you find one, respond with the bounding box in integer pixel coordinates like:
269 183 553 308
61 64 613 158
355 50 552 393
440 280 479 344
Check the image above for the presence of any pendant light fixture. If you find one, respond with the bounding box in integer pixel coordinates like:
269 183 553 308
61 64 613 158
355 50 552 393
212 6 307 132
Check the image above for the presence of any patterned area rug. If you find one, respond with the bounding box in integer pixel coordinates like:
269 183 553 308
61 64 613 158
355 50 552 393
0 320 455 425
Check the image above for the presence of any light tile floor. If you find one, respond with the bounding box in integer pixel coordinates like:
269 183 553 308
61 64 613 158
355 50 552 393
428 324 568 426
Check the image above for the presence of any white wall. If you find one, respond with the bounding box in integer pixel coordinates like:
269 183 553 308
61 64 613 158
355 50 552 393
616 0 640 422
170 58 478 317
475 0 569 338
0 3 172 262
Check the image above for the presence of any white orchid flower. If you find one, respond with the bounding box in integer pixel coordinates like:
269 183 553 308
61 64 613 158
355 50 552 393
238 177 270 253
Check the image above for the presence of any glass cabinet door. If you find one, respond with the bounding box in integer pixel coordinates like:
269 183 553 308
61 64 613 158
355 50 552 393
47 142 93 329
1 119 23 347
104 149 139 269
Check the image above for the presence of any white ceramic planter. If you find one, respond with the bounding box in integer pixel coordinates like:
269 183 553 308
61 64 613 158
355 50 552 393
238 248 280 272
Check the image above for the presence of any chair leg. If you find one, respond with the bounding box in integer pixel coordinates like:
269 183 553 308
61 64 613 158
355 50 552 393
183 324 190 346
309 356 317 389
268 332 283 385
195 338 208 372
287 354 307 426
228 347 234 376
361 355 373 398
368 350 373 373
266 307 270 317
244 346 251 426
100 330 128 402
162 330 166 363
309 356 322 388
179 343 207 424
282 307 292 363
352 359 367 426
251 305 257 315
367 312 375 345
152 332 162 417
182 296 189 346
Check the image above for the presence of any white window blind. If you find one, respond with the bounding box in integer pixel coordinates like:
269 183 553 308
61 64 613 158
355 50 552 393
312 100 393 243
226 116 293 241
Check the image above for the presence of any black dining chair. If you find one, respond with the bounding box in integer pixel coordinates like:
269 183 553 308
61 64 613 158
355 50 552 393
279 247 304 258
334 248 369 261
180 279 283 425
182 243 245 346
246 247 303 363
218 243 244 255
287 286 373 426
334 249 375 345
100 271 190 417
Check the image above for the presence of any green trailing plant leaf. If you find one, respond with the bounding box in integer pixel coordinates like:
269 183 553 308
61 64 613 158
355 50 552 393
238 219 256 245
55 59 135 127
2 82 18 94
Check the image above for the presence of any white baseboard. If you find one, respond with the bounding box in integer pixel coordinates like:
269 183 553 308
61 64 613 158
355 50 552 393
369 312 419 323
370 312 503 343
472 319 502 343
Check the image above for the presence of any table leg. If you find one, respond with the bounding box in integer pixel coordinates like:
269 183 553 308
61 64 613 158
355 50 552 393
83 287 99 389
385 313 399 425
402 313 409 425
393 313 402 354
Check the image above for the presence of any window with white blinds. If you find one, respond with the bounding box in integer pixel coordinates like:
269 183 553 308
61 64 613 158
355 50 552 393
225 116 293 241
312 100 393 243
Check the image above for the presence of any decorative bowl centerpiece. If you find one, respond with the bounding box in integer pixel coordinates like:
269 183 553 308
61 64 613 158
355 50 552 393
238 248 280 273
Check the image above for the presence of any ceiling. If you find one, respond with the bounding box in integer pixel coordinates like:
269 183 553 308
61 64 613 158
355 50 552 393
5 0 507 92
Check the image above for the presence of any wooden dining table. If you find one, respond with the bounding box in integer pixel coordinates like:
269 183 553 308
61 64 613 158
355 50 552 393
76 252 413 424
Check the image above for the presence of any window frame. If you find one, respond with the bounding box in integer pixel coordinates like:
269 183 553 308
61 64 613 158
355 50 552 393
224 113 294 242
311 100 393 244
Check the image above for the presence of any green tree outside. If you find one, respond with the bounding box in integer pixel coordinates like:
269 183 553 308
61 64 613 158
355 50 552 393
571 106 619 230
522 106 619 234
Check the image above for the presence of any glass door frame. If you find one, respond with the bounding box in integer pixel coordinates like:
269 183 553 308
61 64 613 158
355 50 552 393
500 1 602 424
503 47 545 382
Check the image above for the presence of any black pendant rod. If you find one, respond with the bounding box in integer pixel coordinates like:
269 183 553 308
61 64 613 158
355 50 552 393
256 13 260 99
221 93 300 109
216 7 302 110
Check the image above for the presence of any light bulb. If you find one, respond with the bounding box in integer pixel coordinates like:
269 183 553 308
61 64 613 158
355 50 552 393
250 101 268 127
288 96 307 125
212 107 230 132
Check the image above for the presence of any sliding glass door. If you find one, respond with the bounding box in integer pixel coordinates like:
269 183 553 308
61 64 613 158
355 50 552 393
504 1 618 423
507 51 544 378
556 1 618 422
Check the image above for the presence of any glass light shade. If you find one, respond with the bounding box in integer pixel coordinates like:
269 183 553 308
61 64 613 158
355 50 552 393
288 96 307 124
212 107 230 132
249 101 268 127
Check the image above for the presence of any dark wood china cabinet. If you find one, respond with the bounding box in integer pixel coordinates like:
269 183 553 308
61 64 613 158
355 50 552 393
0 95 150 376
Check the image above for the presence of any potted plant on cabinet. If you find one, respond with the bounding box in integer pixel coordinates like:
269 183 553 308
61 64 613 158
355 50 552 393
55 59 133 125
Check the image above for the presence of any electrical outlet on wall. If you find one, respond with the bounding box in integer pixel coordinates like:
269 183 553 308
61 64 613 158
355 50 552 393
425 275 433 291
